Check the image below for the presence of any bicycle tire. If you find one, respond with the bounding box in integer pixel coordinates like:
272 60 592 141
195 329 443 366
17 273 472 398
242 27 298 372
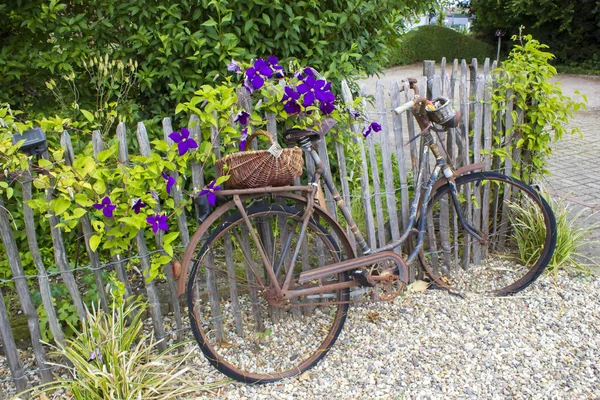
418 171 556 295
187 203 349 383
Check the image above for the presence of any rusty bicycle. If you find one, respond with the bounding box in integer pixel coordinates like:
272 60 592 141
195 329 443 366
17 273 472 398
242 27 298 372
178 79 557 383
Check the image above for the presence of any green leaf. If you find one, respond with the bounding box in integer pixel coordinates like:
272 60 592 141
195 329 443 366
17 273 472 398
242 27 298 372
53 197 71 216
162 231 179 245
80 109 94 122
89 235 101 252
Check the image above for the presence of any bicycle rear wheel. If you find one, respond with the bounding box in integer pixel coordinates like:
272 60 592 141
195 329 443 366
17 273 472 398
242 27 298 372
419 171 556 295
187 203 349 383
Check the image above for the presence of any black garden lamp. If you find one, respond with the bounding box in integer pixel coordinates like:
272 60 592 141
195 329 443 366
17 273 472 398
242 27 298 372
12 127 47 157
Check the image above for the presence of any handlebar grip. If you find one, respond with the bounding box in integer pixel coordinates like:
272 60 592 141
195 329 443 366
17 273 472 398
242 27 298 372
393 100 415 115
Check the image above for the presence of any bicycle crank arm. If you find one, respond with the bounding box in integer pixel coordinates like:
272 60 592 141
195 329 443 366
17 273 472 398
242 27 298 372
297 251 409 284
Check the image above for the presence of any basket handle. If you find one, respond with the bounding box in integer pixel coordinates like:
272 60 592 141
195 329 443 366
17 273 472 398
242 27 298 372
243 130 274 151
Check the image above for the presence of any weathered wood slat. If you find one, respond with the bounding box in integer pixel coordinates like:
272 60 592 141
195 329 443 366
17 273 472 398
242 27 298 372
0 287 27 394
471 75 485 263
116 122 167 353
376 81 400 251
0 196 52 383
334 137 356 249
459 60 472 268
390 81 410 246
403 80 419 180
44 154 87 322
91 130 133 298
21 165 66 347
137 121 183 343
481 74 494 259
341 81 376 250
363 91 385 248
61 131 109 313
163 118 190 246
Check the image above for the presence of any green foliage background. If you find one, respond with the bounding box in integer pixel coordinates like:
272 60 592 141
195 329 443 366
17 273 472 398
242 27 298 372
0 0 435 121
386 25 494 66
469 0 600 70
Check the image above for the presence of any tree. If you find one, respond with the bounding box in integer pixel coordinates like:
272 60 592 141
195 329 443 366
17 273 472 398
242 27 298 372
469 0 600 65
0 0 436 122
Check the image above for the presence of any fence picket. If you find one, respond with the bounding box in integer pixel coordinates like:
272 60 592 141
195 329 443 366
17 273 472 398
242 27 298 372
341 80 376 250
0 288 27 394
61 131 109 313
0 196 52 383
137 121 184 344
376 81 400 251
21 164 66 347
163 118 190 246
390 81 410 247
91 130 133 298
116 122 167 353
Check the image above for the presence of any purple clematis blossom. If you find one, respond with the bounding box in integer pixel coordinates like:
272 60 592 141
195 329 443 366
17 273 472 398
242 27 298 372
233 110 250 125
131 198 146 214
281 86 301 114
146 214 168 233
93 196 117 218
239 127 249 151
227 59 241 73
199 179 221 206
362 121 383 138
297 76 334 107
320 101 335 115
268 56 285 78
245 58 273 90
162 172 176 195
168 127 198 156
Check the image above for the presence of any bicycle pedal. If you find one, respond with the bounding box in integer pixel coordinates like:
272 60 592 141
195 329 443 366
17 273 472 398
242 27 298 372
352 269 375 287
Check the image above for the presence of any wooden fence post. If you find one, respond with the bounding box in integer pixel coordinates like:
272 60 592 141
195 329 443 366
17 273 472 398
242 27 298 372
61 131 109 313
0 287 28 394
0 196 52 383
115 122 167 352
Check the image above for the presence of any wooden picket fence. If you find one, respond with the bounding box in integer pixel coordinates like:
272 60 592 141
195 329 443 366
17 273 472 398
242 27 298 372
0 57 521 393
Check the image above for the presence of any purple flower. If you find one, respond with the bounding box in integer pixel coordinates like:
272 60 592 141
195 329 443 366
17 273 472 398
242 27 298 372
268 56 285 78
362 121 383 138
227 59 241 73
168 127 198 156
296 76 335 107
281 86 301 114
349 109 362 119
245 58 273 90
320 101 335 115
199 179 221 206
239 127 249 151
146 214 168 233
93 196 117 218
233 110 250 126
87 348 102 364
162 172 176 195
131 198 146 214
294 67 315 81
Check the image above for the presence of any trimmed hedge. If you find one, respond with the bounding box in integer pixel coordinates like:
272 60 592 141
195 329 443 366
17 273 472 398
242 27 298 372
387 25 494 66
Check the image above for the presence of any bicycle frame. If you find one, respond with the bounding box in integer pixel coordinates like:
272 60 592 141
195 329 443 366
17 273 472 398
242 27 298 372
178 103 486 301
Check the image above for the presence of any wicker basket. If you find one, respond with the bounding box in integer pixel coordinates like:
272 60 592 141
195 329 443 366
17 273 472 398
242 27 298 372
216 130 303 189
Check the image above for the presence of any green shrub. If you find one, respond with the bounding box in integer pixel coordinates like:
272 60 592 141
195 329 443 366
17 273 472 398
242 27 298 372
387 25 494 67
16 299 225 399
0 0 436 122
509 196 599 274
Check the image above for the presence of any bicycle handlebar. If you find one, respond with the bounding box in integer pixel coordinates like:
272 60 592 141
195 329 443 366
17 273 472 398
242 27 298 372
393 100 415 115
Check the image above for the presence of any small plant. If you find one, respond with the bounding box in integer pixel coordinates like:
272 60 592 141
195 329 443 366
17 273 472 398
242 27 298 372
509 196 599 273
15 298 224 399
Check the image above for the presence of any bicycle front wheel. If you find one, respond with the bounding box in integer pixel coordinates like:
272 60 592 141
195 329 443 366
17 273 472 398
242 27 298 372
187 203 350 383
419 171 556 295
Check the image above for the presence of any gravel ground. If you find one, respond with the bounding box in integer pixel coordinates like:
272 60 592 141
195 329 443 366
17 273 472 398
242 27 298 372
4 271 598 399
